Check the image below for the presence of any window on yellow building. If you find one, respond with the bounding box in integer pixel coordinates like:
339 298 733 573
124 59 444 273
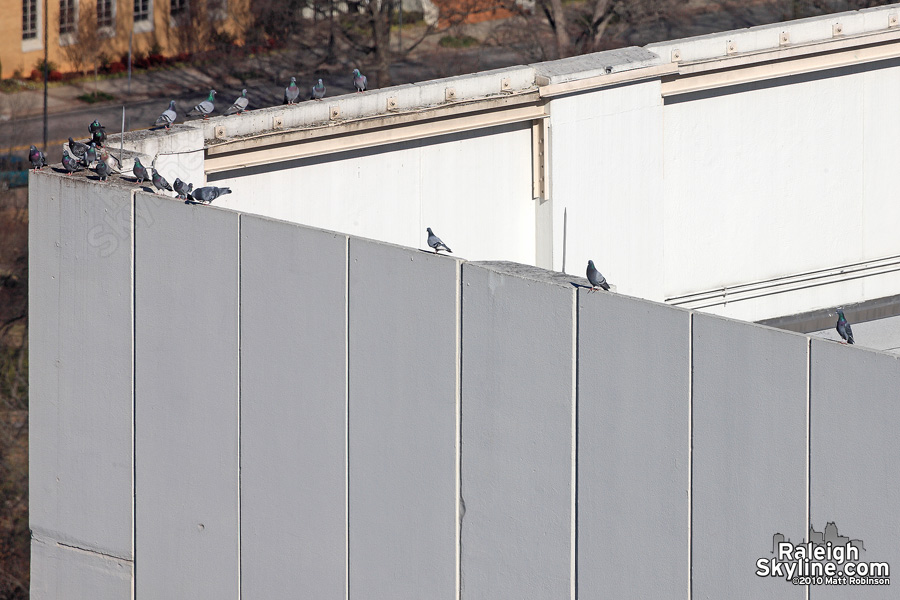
97 0 115 28
170 0 187 17
60 0 77 36
22 0 39 40
134 0 151 21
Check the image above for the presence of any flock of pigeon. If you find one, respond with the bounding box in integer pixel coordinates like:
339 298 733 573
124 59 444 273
27 119 231 205
154 69 369 127
24 64 858 342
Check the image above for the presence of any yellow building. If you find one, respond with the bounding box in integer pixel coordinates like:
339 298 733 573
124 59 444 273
0 0 249 79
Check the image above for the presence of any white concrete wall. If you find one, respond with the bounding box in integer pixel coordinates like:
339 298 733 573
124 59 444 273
208 123 536 266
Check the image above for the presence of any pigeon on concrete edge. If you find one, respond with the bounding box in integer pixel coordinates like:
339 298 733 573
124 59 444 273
152 169 174 193
352 68 367 92
426 227 452 253
312 79 326 100
836 309 855 344
155 100 177 129
189 186 231 204
188 90 216 119
61 151 81 175
225 89 249 115
29 145 46 170
173 178 193 199
586 260 610 292
133 157 149 184
283 77 300 105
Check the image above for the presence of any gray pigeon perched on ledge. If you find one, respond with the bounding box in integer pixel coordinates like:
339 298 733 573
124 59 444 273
426 227 451 253
80 142 98 168
352 68 367 92
586 260 610 292
283 77 300 105
225 89 249 115
68 137 88 160
152 170 174 193
29 145 46 170
173 178 193 200
155 100 177 129
189 186 231 204
312 79 326 100
836 309 854 344
188 90 216 119
133 157 149 184
61 152 81 175
94 159 111 181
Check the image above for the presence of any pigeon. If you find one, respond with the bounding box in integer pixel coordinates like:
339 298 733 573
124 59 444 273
352 68 367 92
586 260 610 292
189 186 231 204
188 90 216 119
152 169 174 193
100 149 122 172
29 145 46 170
311 78 326 100
133 157 149 184
92 127 107 147
89 119 103 135
61 151 81 175
283 77 300 105
80 142 98 168
68 137 89 160
426 227 451 253
94 159 112 181
173 178 193 200
155 100 177 129
836 309 854 345
225 89 249 115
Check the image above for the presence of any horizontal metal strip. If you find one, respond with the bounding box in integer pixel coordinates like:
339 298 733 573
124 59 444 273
538 63 678 98
667 253 900 304
205 104 547 174
205 91 542 156
662 37 900 96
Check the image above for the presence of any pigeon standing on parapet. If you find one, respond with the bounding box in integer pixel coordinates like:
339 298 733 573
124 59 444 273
133 157 149 184
94 158 112 181
101 149 122 172
226 89 249 115
29 145 46 170
352 69 367 92
61 151 81 175
155 100 177 129
189 186 231 204
312 79 326 101
836 309 855 344
283 77 300 105
426 227 452 254
188 90 216 119
152 169 174 194
68 137 89 161
89 120 106 146
586 260 610 292
173 178 193 199
80 142 98 168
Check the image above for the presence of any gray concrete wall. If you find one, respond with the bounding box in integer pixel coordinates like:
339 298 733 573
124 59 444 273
30 168 900 598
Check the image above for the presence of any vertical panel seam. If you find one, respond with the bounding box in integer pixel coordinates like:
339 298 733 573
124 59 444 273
237 214 243 600
345 236 351 600
456 260 462 600
131 190 137 600
572 289 578 600
805 337 811 600
688 311 693 600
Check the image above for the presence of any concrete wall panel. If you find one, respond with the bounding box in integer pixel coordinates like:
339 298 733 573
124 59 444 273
240 216 348 600
134 195 240 597
576 292 689 598
28 174 134 558
692 314 807 599
460 263 574 599
348 239 459 599
810 340 900 599
30 538 132 600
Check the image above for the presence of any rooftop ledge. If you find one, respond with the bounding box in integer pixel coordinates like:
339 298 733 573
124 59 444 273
118 3 900 166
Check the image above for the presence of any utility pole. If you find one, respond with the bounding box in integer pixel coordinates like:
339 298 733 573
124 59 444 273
42 0 49 152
